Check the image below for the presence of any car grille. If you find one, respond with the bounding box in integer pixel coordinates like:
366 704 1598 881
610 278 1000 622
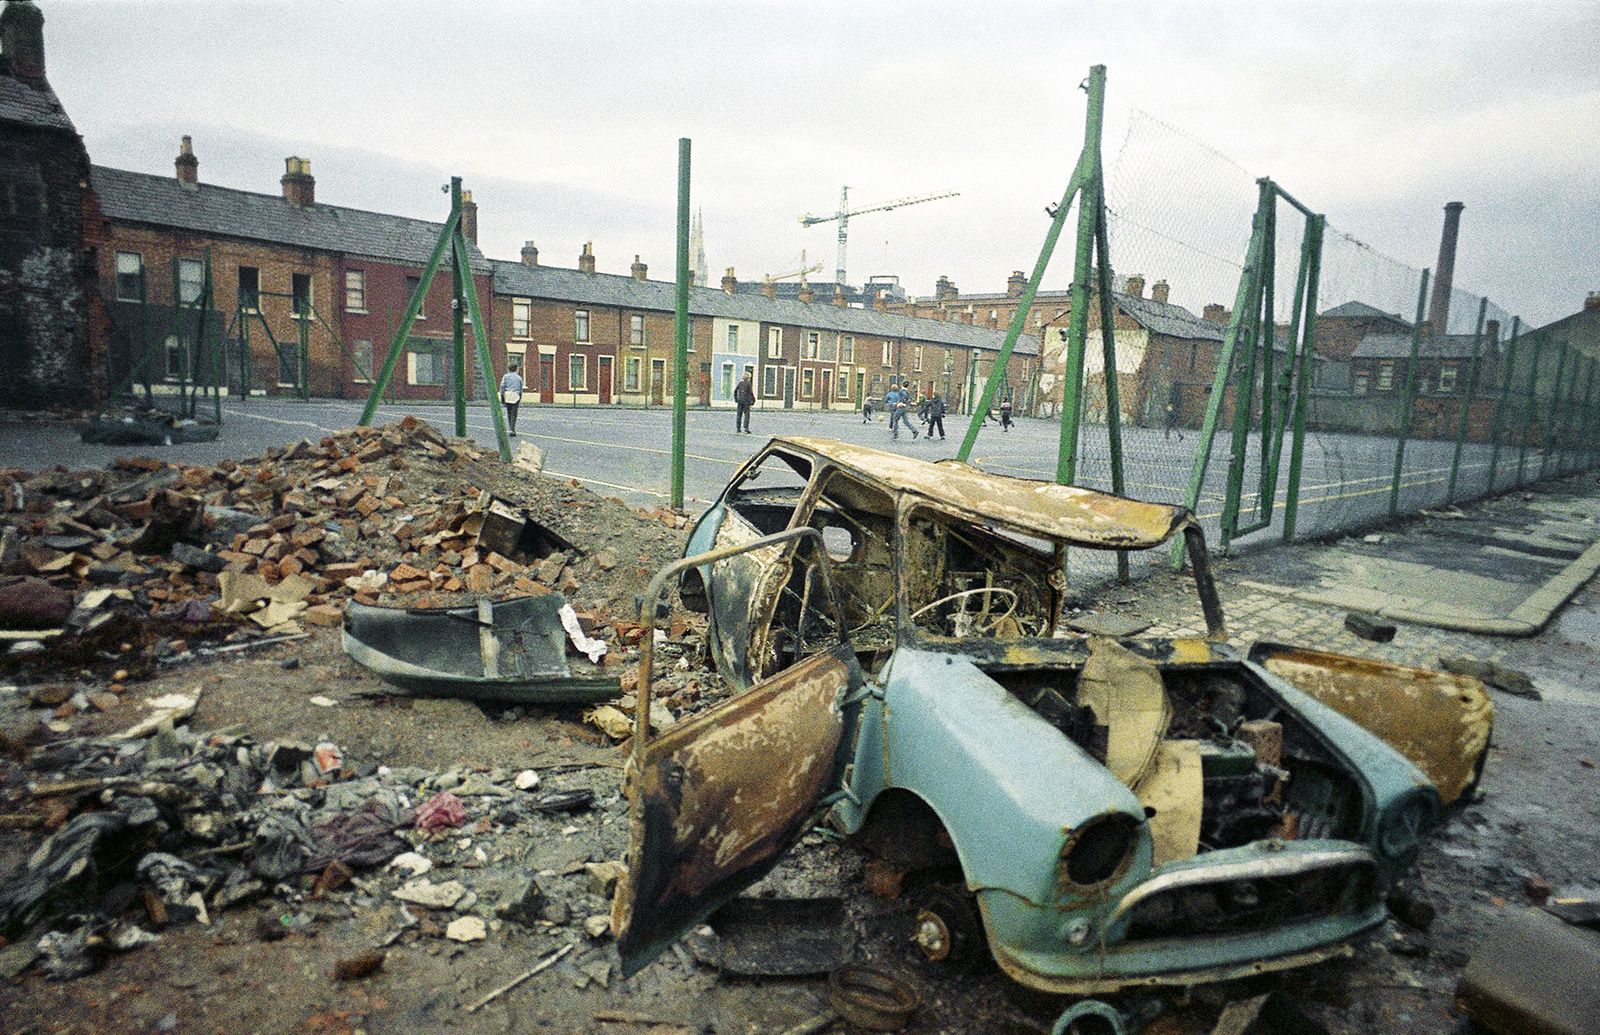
1121 859 1377 942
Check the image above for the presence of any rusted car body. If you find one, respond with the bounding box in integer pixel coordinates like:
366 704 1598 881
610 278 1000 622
612 437 1490 994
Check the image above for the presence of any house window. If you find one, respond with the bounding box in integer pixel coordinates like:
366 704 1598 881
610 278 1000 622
409 342 445 386
1377 362 1394 391
352 340 374 382
624 355 641 391
512 299 531 339
404 275 425 319
719 362 734 399
115 252 145 301
726 325 739 350
804 332 820 360
238 266 260 312
837 371 851 399
762 364 778 397
1353 371 1370 395
574 310 590 343
913 345 923 372
840 336 854 363
164 335 187 381
345 270 366 312
882 341 894 367
801 368 815 398
177 258 205 305
1438 363 1458 394
569 354 587 390
291 272 312 319
767 328 782 359
630 314 645 347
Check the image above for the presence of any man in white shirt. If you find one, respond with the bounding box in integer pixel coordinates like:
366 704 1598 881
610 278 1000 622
499 362 524 436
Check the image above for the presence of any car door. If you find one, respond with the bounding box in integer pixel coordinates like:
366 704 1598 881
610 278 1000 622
612 636 863 977
1249 642 1493 804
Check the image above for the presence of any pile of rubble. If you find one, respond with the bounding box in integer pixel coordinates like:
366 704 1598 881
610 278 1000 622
0 417 690 688
0 692 631 985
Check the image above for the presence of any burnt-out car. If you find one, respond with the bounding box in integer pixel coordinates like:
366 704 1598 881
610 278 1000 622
610 437 1492 994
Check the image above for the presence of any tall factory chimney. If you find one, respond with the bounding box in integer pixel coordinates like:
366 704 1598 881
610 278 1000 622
1427 202 1464 333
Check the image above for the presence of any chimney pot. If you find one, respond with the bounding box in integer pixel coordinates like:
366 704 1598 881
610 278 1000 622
0 0 46 83
1150 279 1170 304
175 135 199 187
578 242 596 274
460 189 478 245
520 241 539 267
1006 270 1027 298
631 254 648 281
1125 274 1145 298
1485 318 1501 342
281 156 315 207
721 267 737 295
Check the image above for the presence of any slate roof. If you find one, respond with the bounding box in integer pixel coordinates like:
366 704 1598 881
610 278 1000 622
0 73 73 131
1113 292 1226 342
1321 300 1408 323
89 166 490 271
491 261 1037 356
1350 333 1483 360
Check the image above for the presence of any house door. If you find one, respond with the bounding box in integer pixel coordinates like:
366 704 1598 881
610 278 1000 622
819 369 833 410
699 363 711 406
783 368 795 408
650 359 666 406
855 372 865 406
597 357 613 405
538 357 554 403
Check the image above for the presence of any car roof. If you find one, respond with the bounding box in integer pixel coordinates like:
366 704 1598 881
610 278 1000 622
768 437 1191 550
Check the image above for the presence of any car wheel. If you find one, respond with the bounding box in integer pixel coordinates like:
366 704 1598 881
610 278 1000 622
910 884 988 973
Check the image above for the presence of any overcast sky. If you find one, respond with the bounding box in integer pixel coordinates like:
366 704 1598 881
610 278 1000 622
40 0 1600 326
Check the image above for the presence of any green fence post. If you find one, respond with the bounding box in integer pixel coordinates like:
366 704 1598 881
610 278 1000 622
1092 179 1129 583
449 178 469 437
1281 215 1324 543
1516 327 1544 485
359 202 461 426
1258 206 1312 527
1485 318 1518 492
1445 297 1488 502
1387 269 1431 519
1219 181 1274 550
452 235 512 462
670 138 691 511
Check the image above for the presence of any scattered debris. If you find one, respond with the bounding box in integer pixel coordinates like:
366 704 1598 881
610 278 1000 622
445 915 487 942
1343 611 1396 642
827 964 917 1032
414 792 466 834
1456 907 1600 1035
332 949 385 981
1439 655 1541 700
463 942 575 1013
687 897 853 976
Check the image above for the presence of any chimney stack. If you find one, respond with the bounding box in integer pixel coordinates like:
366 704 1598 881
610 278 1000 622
631 255 648 281
1485 319 1500 344
0 0 46 83
578 242 595 274
873 295 886 312
1585 291 1600 312
281 156 315 207
797 277 814 304
520 241 539 267
934 275 957 301
1427 202 1465 332
1006 270 1027 298
460 190 478 245
832 283 848 307
761 275 776 300
1151 279 1170 304
721 267 737 295
1125 274 1145 299
174 135 198 187
1203 303 1229 324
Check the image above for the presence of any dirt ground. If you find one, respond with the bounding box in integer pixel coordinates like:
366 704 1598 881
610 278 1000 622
2 455 1598 1034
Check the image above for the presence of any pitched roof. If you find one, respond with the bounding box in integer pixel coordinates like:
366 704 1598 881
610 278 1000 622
0 73 73 131
490 260 1037 355
1113 292 1226 342
89 165 490 271
1350 333 1483 360
1321 300 1408 322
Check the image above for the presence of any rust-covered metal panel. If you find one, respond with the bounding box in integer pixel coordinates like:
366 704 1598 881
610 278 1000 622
613 642 862 976
772 436 1188 549
1252 643 1493 804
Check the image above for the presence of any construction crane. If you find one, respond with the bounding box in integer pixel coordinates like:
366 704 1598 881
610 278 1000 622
799 186 959 287
763 250 824 285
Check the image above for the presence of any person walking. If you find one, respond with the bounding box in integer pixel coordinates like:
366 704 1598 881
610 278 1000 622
1164 398 1184 442
1000 395 1014 432
733 370 755 434
925 391 947 440
498 361 524 437
862 395 874 423
888 383 918 441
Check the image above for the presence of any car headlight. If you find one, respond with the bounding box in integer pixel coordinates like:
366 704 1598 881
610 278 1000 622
1061 813 1138 887
1377 792 1436 860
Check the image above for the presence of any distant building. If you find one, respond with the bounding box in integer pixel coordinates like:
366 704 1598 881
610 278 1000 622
0 0 95 407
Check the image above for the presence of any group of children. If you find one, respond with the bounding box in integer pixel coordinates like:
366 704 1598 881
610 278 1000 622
864 383 1013 440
